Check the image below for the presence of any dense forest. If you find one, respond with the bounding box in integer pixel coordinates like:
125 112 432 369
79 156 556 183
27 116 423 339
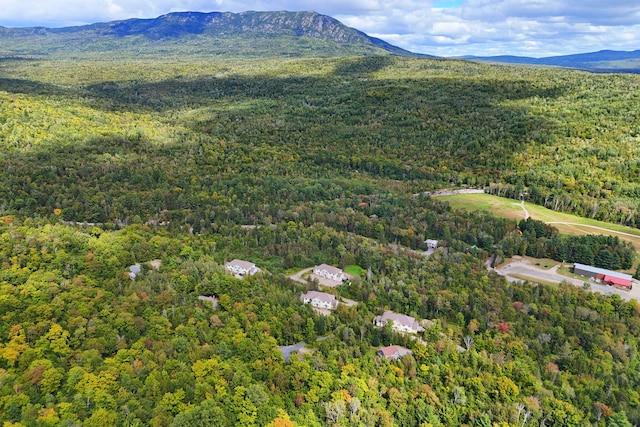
2 53 640 426
1 207 640 426
512 218 635 270
1 56 640 227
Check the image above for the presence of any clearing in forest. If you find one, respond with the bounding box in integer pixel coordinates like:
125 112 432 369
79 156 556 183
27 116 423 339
439 193 640 252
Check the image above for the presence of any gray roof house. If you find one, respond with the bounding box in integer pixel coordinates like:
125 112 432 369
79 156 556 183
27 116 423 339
225 259 260 277
374 311 424 334
300 290 339 310
313 264 347 282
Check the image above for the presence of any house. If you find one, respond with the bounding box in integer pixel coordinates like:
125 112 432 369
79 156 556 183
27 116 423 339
378 345 413 361
225 259 260 277
300 291 339 310
128 264 141 280
424 239 438 249
313 264 347 282
573 263 632 289
374 311 424 334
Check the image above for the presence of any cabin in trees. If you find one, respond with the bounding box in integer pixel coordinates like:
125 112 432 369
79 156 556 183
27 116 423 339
378 345 413 361
374 311 425 334
573 263 633 289
300 291 339 310
313 264 347 282
225 259 260 277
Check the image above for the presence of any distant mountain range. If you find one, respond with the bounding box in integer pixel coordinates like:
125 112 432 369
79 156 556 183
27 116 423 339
1 11 637 72
463 50 640 73
0 11 429 58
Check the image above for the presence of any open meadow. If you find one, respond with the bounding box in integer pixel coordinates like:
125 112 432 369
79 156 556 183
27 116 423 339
439 192 640 251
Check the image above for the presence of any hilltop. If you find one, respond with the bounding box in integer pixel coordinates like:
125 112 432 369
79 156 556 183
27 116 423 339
0 10 428 58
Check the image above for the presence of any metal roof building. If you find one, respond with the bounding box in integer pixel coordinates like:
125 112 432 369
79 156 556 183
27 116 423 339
573 263 632 288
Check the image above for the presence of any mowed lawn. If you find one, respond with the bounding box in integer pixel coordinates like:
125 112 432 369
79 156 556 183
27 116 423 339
439 193 640 252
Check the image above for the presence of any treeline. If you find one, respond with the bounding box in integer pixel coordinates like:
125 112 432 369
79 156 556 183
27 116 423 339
499 218 636 270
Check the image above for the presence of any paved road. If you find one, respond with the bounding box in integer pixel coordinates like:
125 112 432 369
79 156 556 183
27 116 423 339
279 335 332 361
279 342 306 362
288 267 348 288
494 257 640 301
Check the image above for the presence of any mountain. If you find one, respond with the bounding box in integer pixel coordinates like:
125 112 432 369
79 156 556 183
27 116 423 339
0 11 428 58
463 49 640 73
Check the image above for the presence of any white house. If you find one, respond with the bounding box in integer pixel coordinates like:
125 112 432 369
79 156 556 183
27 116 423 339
378 345 413 361
374 311 424 334
300 291 339 310
313 264 347 282
424 239 438 249
225 259 260 277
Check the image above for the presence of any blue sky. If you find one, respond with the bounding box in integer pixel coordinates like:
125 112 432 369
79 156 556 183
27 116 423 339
434 0 464 8
1 0 639 57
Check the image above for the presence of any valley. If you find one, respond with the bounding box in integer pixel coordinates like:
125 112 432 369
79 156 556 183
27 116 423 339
1 13 640 426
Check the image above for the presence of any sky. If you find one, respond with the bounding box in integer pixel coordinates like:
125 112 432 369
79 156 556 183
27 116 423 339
1 0 639 57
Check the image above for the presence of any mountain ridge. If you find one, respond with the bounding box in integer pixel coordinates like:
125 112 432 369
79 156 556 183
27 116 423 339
463 49 640 73
0 10 428 58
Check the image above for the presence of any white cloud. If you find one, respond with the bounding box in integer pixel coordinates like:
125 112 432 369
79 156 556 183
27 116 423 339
1 0 640 56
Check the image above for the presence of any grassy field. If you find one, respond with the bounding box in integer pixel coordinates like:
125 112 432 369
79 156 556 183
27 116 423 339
344 265 364 276
439 193 640 251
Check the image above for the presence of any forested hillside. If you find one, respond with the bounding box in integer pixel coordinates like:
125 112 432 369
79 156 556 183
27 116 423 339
2 56 640 228
2 51 640 426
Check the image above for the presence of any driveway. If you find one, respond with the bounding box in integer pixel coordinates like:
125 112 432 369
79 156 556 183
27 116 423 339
279 342 306 362
287 267 347 288
288 267 313 284
340 297 358 307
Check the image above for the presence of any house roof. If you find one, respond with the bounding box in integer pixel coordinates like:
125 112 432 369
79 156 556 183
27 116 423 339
574 263 632 280
378 345 412 360
376 311 423 330
226 259 256 270
129 264 141 274
315 264 344 276
300 290 337 304
603 275 632 287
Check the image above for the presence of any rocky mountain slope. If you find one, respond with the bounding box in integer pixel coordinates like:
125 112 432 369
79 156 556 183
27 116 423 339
0 11 428 58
